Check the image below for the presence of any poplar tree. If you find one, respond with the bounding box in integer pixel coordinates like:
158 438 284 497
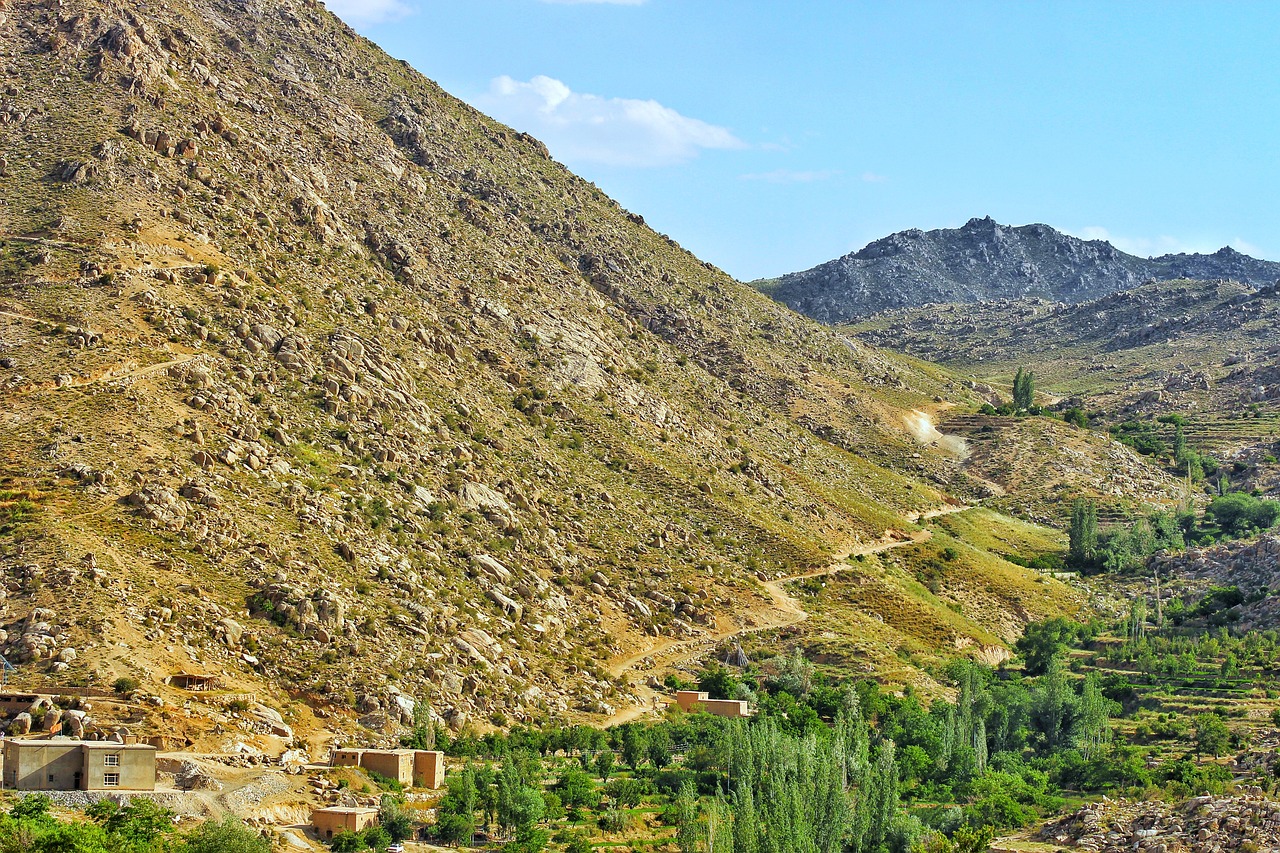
1012 367 1035 411
1074 673 1114 759
862 741 899 853
675 780 701 853
1068 499 1098 567
732 781 760 853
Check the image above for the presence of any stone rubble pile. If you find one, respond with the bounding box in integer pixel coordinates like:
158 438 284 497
1040 791 1280 853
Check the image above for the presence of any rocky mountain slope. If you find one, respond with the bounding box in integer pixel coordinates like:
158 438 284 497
757 216 1280 322
0 0 1158 742
1151 534 1280 630
849 279 1280 491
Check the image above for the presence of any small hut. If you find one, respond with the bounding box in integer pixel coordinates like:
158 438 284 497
169 672 221 691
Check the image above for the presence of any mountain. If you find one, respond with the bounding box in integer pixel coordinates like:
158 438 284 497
0 0 1169 751
848 278 1280 498
757 216 1280 323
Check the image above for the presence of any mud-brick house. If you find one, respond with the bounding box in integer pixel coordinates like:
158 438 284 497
673 690 755 718
311 806 378 840
330 748 445 788
0 738 157 790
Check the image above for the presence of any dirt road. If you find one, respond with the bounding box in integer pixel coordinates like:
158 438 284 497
601 506 970 726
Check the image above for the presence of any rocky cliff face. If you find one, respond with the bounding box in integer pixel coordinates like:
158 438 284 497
761 217 1280 322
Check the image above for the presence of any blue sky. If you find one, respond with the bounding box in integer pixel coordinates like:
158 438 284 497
330 0 1280 280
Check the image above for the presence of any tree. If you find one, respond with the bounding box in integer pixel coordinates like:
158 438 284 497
1030 656 1078 750
863 741 899 853
1193 713 1230 760
1073 674 1115 760
732 781 760 853
699 663 741 700
706 791 735 853
1206 492 1280 538
361 826 392 850
553 769 598 809
565 833 595 853
1068 499 1098 567
647 727 673 769
181 816 271 853
593 749 615 783
437 767 477 846
1015 617 1082 676
96 798 175 848
400 696 437 750
674 779 701 853
498 778 545 839
1012 368 1035 411
619 724 647 771
329 831 365 853
10 795 52 821
378 795 414 843
606 778 646 808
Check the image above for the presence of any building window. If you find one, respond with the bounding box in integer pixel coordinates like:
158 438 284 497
104 755 120 767
48 774 57 783
103 773 120 787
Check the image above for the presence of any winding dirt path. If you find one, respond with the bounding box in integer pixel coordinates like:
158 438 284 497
600 505 971 727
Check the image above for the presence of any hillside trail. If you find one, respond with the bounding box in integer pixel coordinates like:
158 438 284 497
600 503 971 727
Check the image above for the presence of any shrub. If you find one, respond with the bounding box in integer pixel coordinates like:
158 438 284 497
182 816 271 853
597 810 629 833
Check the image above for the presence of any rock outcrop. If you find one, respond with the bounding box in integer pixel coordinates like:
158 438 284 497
1040 792 1280 853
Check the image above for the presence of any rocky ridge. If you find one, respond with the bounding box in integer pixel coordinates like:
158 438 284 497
759 217 1280 322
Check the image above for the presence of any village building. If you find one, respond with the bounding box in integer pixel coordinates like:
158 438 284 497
0 738 157 791
330 748 445 788
311 806 379 840
672 690 754 718
168 672 222 691
0 693 40 716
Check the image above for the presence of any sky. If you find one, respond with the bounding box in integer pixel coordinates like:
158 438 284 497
328 0 1280 281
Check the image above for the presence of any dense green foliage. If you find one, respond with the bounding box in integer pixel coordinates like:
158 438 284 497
1205 492 1280 538
0 797 268 853
1065 489 1279 574
413 627 1257 852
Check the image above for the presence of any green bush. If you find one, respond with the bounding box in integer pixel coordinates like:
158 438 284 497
597 810 629 833
1205 492 1280 537
110 676 137 696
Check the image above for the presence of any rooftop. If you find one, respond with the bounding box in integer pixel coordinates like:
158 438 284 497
3 738 156 750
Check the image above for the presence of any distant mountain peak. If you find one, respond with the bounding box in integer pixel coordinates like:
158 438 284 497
760 219 1280 323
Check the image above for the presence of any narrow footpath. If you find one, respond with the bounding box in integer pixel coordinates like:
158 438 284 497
601 505 970 726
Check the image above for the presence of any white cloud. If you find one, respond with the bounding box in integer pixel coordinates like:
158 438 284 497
740 169 841 184
326 0 411 24
541 0 647 5
478 75 745 168
860 171 888 183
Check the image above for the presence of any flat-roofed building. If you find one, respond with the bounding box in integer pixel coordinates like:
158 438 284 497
414 749 445 789
1 739 157 791
311 806 378 840
673 690 754 719
0 694 39 715
330 748 446 788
